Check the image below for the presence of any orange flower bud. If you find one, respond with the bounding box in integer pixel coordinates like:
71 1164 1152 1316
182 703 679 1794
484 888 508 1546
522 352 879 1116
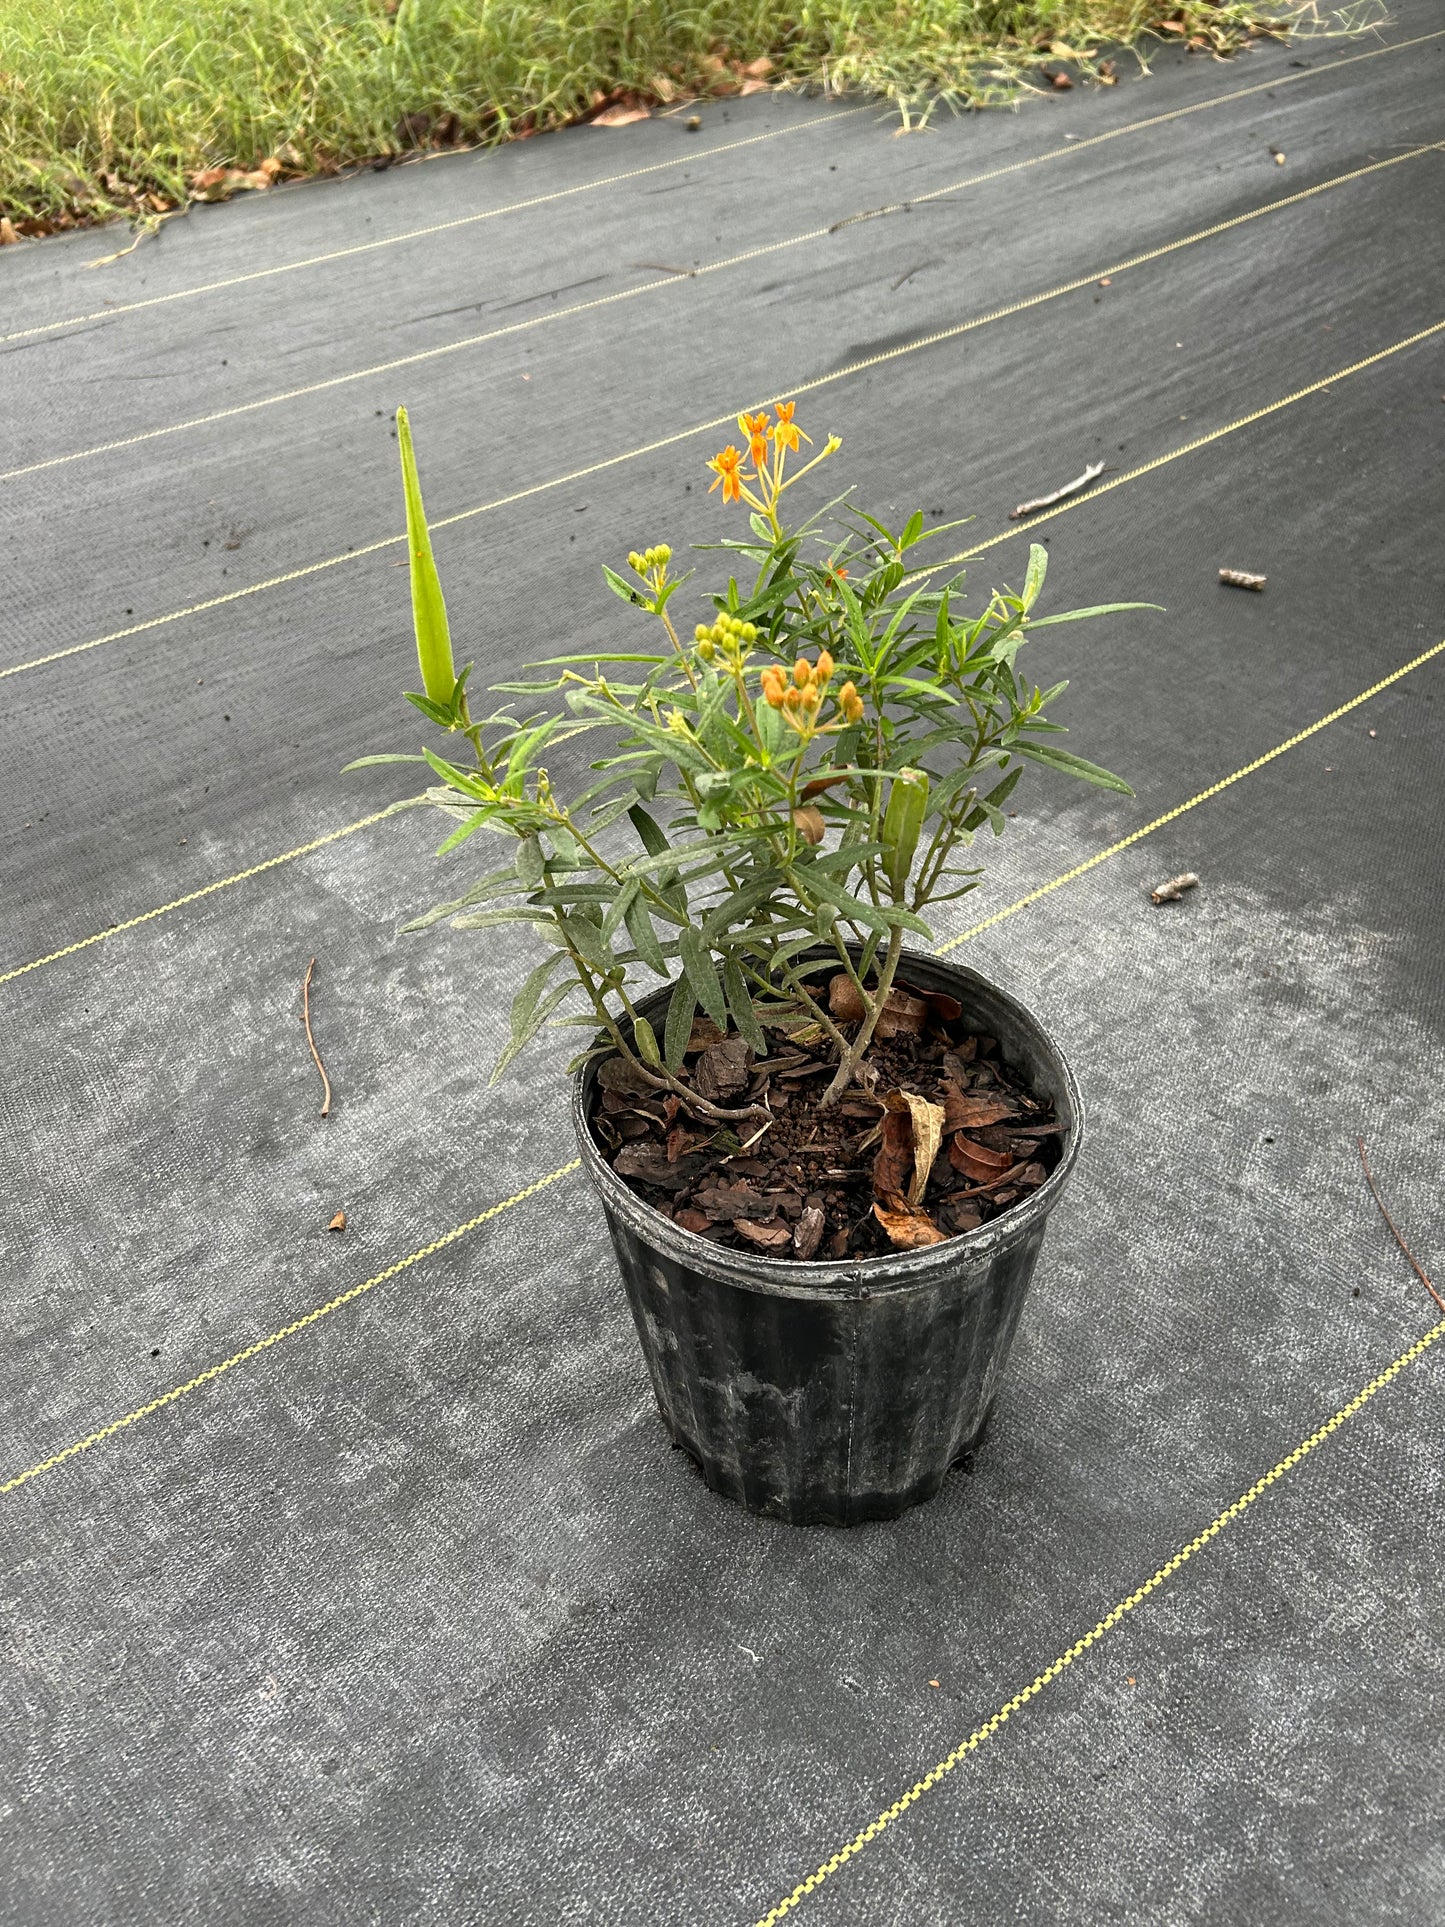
802 686 821 710
816 650 834 683
793 657 810 689
784 685 803 710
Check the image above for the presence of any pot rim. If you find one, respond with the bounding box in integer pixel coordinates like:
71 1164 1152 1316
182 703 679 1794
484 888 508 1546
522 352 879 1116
572 949 1083 1303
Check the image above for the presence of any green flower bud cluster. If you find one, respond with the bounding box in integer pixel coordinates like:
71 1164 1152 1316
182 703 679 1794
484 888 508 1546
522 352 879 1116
692 611 758 663
627 545 672 574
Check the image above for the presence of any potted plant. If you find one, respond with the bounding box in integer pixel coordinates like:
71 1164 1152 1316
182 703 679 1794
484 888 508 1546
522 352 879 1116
352 403 1142 1525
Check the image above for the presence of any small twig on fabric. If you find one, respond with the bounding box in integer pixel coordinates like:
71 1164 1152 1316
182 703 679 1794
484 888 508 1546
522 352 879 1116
1219 568 1267 591
1008 460 1104 520
302 957 333 1119
827 204 897 234
1358 1136 1444 1313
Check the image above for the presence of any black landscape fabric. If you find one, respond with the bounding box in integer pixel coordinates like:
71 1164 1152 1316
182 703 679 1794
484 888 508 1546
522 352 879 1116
2 8 1443 1922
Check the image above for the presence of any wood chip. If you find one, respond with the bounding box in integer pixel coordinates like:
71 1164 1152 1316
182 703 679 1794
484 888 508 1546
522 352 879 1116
695 1036 753 1103
695 1180 773 1222
327 1211 346 1233
1150 872 1199 904
598 1053 656 1095
1219 568 1266 591
735 1218 793 1253
613 1145 704 1190
793 1206 826 1260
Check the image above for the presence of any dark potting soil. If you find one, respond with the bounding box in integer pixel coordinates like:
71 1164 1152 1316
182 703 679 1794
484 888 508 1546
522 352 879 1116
587 976 1062 1263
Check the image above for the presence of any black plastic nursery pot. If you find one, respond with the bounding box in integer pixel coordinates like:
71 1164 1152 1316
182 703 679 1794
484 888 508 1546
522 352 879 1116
573 949 1083 1527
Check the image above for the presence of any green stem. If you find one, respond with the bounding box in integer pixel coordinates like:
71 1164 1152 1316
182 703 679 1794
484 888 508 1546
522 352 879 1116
818 922 906 1110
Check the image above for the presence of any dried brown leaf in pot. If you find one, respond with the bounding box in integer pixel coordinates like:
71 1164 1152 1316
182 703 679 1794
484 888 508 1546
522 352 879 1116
874 1194 948 1249
871 1106 914 1198
828 973 867 1024
942 1090 1017 1133
948 1135 1015 1184
874 987 929 1040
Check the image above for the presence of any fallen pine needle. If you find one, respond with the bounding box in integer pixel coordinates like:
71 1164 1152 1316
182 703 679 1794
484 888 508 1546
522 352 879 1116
1219 567 1267 591
1009 460 1104 520
1358 1138 1445 1314
303 957 333 1119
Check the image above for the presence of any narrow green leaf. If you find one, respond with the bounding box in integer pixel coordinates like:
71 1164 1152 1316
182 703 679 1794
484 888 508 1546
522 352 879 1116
679 928 728 1029
452 906 553 930
1017 742 1135 794
341 753 430 771
601 877 639 941
601 564 647 607
723 955 766 1055
803 869 932 937
396 406 457 707
664 978 697 1072
624 892 668 974
1023 601 1161 628
491 979 575 1083
514 833 545 886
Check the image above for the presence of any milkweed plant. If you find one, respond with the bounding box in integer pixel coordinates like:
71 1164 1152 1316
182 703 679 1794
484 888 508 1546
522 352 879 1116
351 403 1142 1122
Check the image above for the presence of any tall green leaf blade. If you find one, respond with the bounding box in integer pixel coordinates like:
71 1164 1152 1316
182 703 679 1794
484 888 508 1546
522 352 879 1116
396 406 457 707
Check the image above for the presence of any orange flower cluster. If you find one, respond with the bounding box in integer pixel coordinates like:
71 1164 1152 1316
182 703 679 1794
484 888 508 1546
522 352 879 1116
707 400 811 503
758 649 862 725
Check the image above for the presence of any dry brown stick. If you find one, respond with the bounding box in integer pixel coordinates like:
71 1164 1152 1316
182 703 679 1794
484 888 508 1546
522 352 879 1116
303 957 332 1119
1008 460 1104 520
1357 1136 1444 1313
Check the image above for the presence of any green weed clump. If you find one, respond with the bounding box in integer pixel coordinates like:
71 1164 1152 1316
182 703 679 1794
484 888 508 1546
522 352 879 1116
0 0 1325 233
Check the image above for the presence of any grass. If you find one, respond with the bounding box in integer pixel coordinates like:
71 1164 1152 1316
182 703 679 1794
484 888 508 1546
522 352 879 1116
0 0 1352 235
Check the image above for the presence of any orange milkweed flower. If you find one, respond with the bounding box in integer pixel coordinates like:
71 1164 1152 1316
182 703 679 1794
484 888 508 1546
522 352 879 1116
772 400 808 453
707 445 745 503
739 411 771 466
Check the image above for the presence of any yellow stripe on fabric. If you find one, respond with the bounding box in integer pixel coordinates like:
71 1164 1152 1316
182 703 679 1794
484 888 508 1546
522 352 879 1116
0 1159 582 1499
752 1312 1445 1926
8 26 1439 349
0 108 867 346
4 135 1435 488
0 809 393 987
935 636 1445 954
8 183 1440 686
